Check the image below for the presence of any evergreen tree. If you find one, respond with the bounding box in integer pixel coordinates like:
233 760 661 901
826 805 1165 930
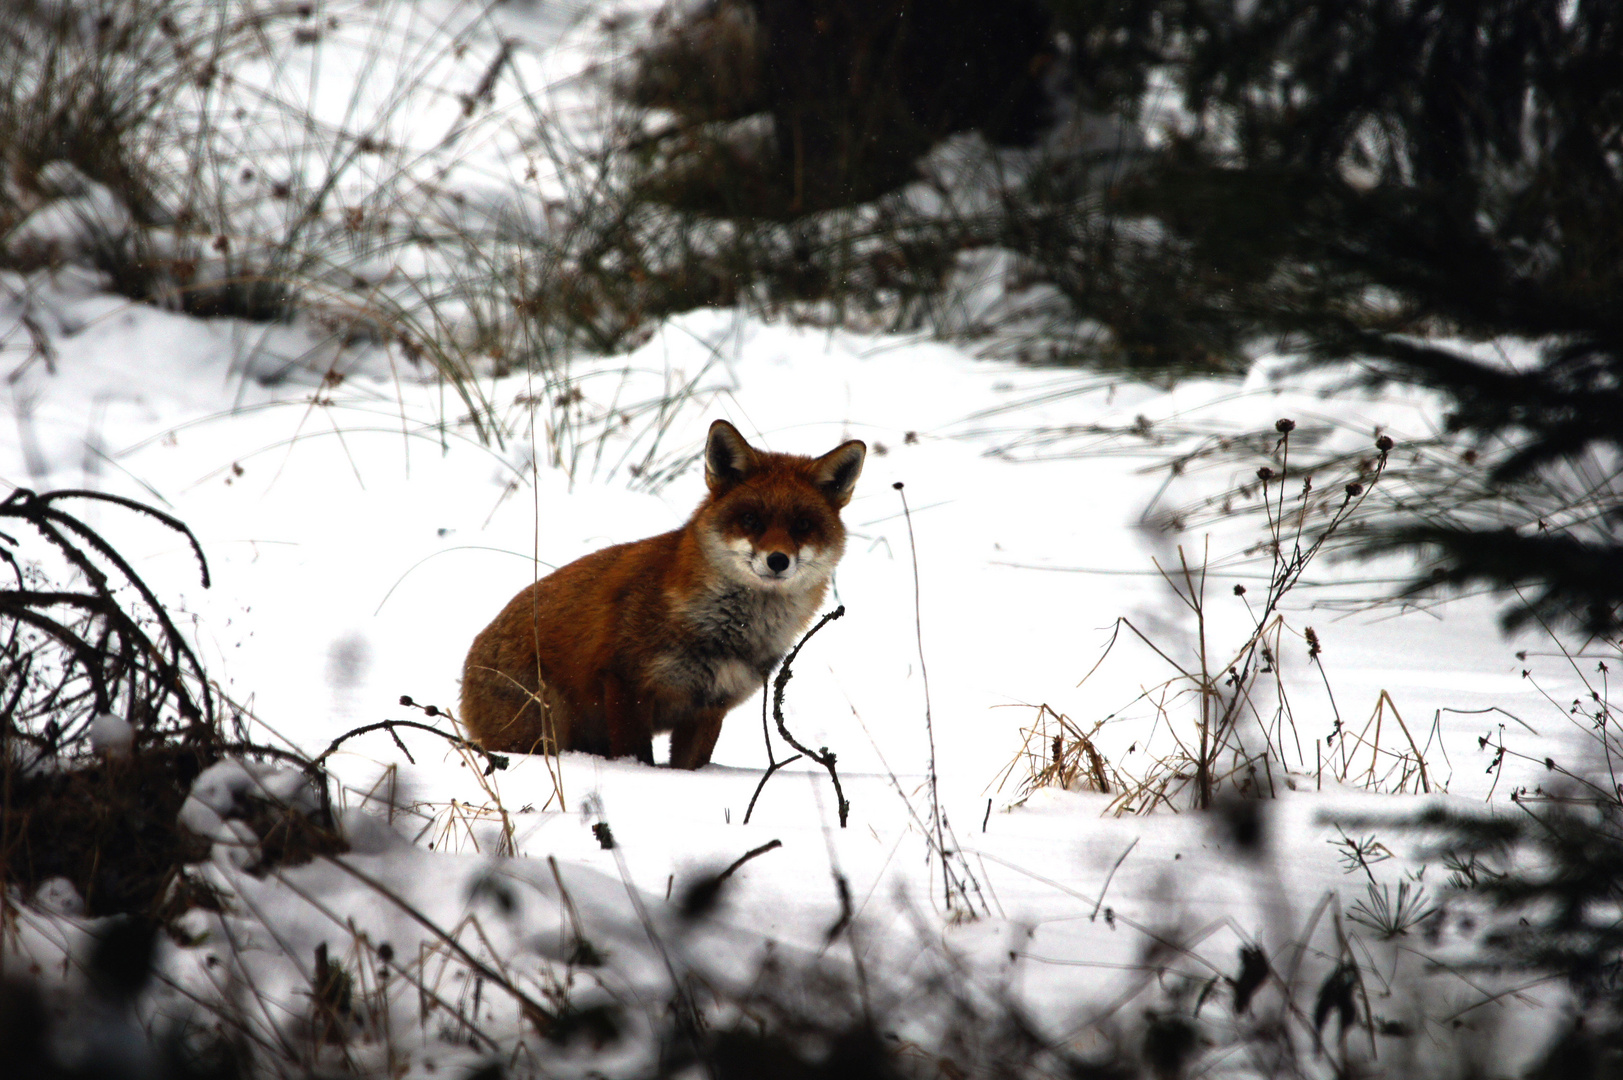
1052 0 1623 632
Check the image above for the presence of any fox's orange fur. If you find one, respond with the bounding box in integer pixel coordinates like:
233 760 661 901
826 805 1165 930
460 420 865 769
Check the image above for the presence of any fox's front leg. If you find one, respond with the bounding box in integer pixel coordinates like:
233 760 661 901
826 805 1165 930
600 674 656 764
668 709 727 770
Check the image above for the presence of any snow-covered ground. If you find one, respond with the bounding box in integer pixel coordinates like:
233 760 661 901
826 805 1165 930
1 1 1601 1075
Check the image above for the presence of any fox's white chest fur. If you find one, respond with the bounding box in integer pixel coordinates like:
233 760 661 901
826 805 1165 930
658 580 826 709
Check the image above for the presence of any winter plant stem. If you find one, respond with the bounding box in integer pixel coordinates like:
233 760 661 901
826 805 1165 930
768 605 850 826
744 676 803 824
895 482 948 909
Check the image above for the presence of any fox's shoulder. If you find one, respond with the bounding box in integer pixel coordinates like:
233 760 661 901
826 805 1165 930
548 527 685 587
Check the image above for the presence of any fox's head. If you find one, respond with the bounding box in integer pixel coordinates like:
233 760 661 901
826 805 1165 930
697 420 866 592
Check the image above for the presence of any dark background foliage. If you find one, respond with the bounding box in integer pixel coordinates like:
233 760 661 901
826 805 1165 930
1079 0 1623 633
620 0 1623 634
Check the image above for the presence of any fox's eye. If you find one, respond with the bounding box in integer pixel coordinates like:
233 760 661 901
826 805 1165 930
792 517 814 535
738 512 761 531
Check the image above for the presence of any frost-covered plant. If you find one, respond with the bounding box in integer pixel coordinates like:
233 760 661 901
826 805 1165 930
1005 422 1428 812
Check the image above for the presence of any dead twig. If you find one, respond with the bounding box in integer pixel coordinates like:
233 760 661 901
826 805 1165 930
313 716 508 776
767 605 850 826
718 838 783 883
744 675 803 823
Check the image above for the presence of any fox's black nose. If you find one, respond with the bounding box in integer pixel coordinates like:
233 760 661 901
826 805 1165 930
766 551 790 574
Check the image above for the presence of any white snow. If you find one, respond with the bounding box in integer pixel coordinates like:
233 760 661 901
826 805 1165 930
0 0 1601 1074
89 712 135 756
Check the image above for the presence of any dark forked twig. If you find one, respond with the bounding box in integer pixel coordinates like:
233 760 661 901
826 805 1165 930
314 718 509 775
760 605 850 827
744 675 803 824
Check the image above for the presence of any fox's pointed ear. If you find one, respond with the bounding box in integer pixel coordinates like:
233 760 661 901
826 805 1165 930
813 439 866 507
705 420 760 492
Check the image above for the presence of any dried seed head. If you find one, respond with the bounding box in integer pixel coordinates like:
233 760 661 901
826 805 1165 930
1275 418 1296 434
1375 434 1394 452
1345 482 1363 497
1257 466 1275 481
1233 584 1247 596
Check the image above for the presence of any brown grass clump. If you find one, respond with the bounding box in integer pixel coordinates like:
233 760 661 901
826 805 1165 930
1000 424 1444 813
994 703 1121 801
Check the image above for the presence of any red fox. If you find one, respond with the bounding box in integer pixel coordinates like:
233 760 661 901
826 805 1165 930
460 420 866 768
